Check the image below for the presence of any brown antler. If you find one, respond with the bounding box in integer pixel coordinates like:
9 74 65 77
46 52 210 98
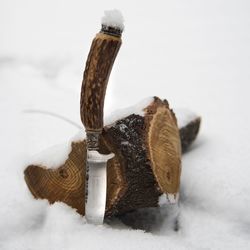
80 28 122 136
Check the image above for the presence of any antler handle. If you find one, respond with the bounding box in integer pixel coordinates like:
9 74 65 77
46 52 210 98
80 26 122 143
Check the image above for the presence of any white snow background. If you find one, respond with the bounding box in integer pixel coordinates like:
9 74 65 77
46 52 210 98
1 0 250 249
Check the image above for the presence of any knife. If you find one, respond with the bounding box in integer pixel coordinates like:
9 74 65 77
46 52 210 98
80 13 123 224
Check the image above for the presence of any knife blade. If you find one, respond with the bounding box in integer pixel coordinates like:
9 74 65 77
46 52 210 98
85 151 114 224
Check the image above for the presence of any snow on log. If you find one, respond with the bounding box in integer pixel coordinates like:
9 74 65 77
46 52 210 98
175 108 201 152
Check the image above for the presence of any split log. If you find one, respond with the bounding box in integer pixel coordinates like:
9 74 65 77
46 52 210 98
24 97 201 217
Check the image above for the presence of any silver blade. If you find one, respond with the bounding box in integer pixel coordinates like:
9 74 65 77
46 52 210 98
85 151 114 225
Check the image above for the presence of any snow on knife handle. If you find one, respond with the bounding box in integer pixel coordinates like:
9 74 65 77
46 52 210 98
80 24 123 149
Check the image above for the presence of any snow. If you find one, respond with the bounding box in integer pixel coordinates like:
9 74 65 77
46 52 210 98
159 193 180 206
104 96 153 125
26 143 72 170
26 130 86 169
174 108 199 129
1 1 250 250
102 9 124 31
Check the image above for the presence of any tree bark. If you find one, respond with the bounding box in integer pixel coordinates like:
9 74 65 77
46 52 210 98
24 97 201 217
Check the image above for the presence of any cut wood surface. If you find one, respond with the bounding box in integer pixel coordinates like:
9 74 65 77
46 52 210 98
24 97 201 217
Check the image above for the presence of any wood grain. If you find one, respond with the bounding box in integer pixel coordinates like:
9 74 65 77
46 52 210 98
145 98 181 194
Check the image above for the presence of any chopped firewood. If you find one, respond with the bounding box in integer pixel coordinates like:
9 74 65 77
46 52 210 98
24 97 201 217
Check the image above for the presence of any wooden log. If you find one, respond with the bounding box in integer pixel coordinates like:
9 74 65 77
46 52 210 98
24 97 201 217
179 117 201 152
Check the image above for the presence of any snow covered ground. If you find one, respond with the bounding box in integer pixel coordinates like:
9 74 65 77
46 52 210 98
1 0 250 249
